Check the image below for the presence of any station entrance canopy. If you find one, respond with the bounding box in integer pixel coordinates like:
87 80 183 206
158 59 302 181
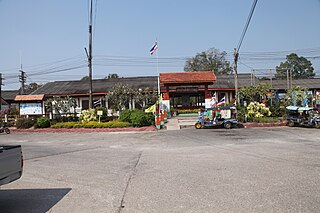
159 71 216 108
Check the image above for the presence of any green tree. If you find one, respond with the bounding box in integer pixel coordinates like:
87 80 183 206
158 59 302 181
80 76 89 81
27 82 42 92
184 48 232 74
134 87 158 109
287 86 312 106
105 73 119 79
106 84 134 111
238 83 271 103
106 84 158 111
275 53 315 79
44 96 77 117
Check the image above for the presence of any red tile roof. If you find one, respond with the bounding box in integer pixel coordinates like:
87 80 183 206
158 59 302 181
15 94 45 101
160 71 216 85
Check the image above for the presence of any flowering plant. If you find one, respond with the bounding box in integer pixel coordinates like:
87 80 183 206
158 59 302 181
79 109 97 122
246 102 271 119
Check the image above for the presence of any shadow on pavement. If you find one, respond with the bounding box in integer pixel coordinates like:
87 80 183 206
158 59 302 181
0 188 71 213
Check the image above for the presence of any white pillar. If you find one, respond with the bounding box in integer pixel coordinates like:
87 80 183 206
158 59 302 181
226 92 229 104
106 99 109 110
132 98 136 109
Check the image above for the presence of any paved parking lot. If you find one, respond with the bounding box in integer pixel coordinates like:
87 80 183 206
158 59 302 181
1 127 320 212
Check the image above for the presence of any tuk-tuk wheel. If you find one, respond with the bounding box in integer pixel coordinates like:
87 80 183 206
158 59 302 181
224 122 232 129
4 128 10 134
195 123 202 129
288 121 295 127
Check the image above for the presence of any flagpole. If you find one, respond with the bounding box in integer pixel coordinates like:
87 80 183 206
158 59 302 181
156 40 160 95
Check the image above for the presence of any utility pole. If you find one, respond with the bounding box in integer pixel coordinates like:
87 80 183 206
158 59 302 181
269 69 273 88
19 67 26 95
86 0 93 109
233 48 239 102
290 67 293 89
286 69 290 91
0 73 3 111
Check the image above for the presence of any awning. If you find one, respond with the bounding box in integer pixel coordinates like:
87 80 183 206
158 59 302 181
15 94 45 101
160 71 216 85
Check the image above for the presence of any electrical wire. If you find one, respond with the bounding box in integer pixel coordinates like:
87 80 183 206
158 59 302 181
236 0 258 53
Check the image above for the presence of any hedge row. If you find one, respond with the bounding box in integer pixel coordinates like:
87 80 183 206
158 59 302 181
247 117 282 123
176 109 199 114
51 121 131 129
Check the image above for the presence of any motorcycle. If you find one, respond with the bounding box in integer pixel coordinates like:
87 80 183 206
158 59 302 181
0 126 10 134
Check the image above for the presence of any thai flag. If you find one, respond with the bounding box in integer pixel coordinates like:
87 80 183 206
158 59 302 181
210 93 217 107
93 99 102 107
150 41 158 55
217 96 226 106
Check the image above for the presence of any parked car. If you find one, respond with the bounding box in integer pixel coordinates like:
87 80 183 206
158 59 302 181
0 145 23 186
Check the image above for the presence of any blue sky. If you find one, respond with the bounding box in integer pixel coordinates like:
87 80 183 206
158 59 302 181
1 0 320 90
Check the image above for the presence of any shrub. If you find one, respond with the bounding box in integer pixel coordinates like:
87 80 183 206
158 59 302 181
269 101 286 118
51 121 131 128
246 102 271 122
101 116 118 122
250 117 282 123
130 110 149 127
236 105 247 123
119 109 133 123
16 117 36 129
36 117 51 128
119 109 153 127
51 115 79 123
105 121 131 128
51 122 78 128
145 113 155 126
79 109 97 122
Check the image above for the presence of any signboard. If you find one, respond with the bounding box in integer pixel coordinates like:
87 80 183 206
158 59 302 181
205 98 216 109
176 87 199 93
97 110 103 116
20 103 42 115
160 100 170 118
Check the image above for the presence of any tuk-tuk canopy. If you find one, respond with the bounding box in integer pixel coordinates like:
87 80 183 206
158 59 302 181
286 106 314 112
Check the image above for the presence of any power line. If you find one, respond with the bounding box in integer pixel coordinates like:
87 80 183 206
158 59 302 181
236 0 258 53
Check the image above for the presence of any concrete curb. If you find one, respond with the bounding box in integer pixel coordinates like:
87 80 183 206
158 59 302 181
241 121 287 128
11 126 157 133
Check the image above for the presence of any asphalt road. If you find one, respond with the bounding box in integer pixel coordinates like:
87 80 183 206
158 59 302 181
1 127 320 213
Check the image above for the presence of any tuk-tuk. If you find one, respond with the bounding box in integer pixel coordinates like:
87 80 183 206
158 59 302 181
286 106 320 128
195 106 238 129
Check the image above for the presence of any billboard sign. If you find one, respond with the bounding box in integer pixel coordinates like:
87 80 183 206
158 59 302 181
20 103 42 115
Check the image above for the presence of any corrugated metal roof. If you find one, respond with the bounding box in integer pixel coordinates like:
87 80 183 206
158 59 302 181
210 74 260 88
261 78 320 90
29 74 320 97
30 74 262 96
31 77 158 95
1 90 19 100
